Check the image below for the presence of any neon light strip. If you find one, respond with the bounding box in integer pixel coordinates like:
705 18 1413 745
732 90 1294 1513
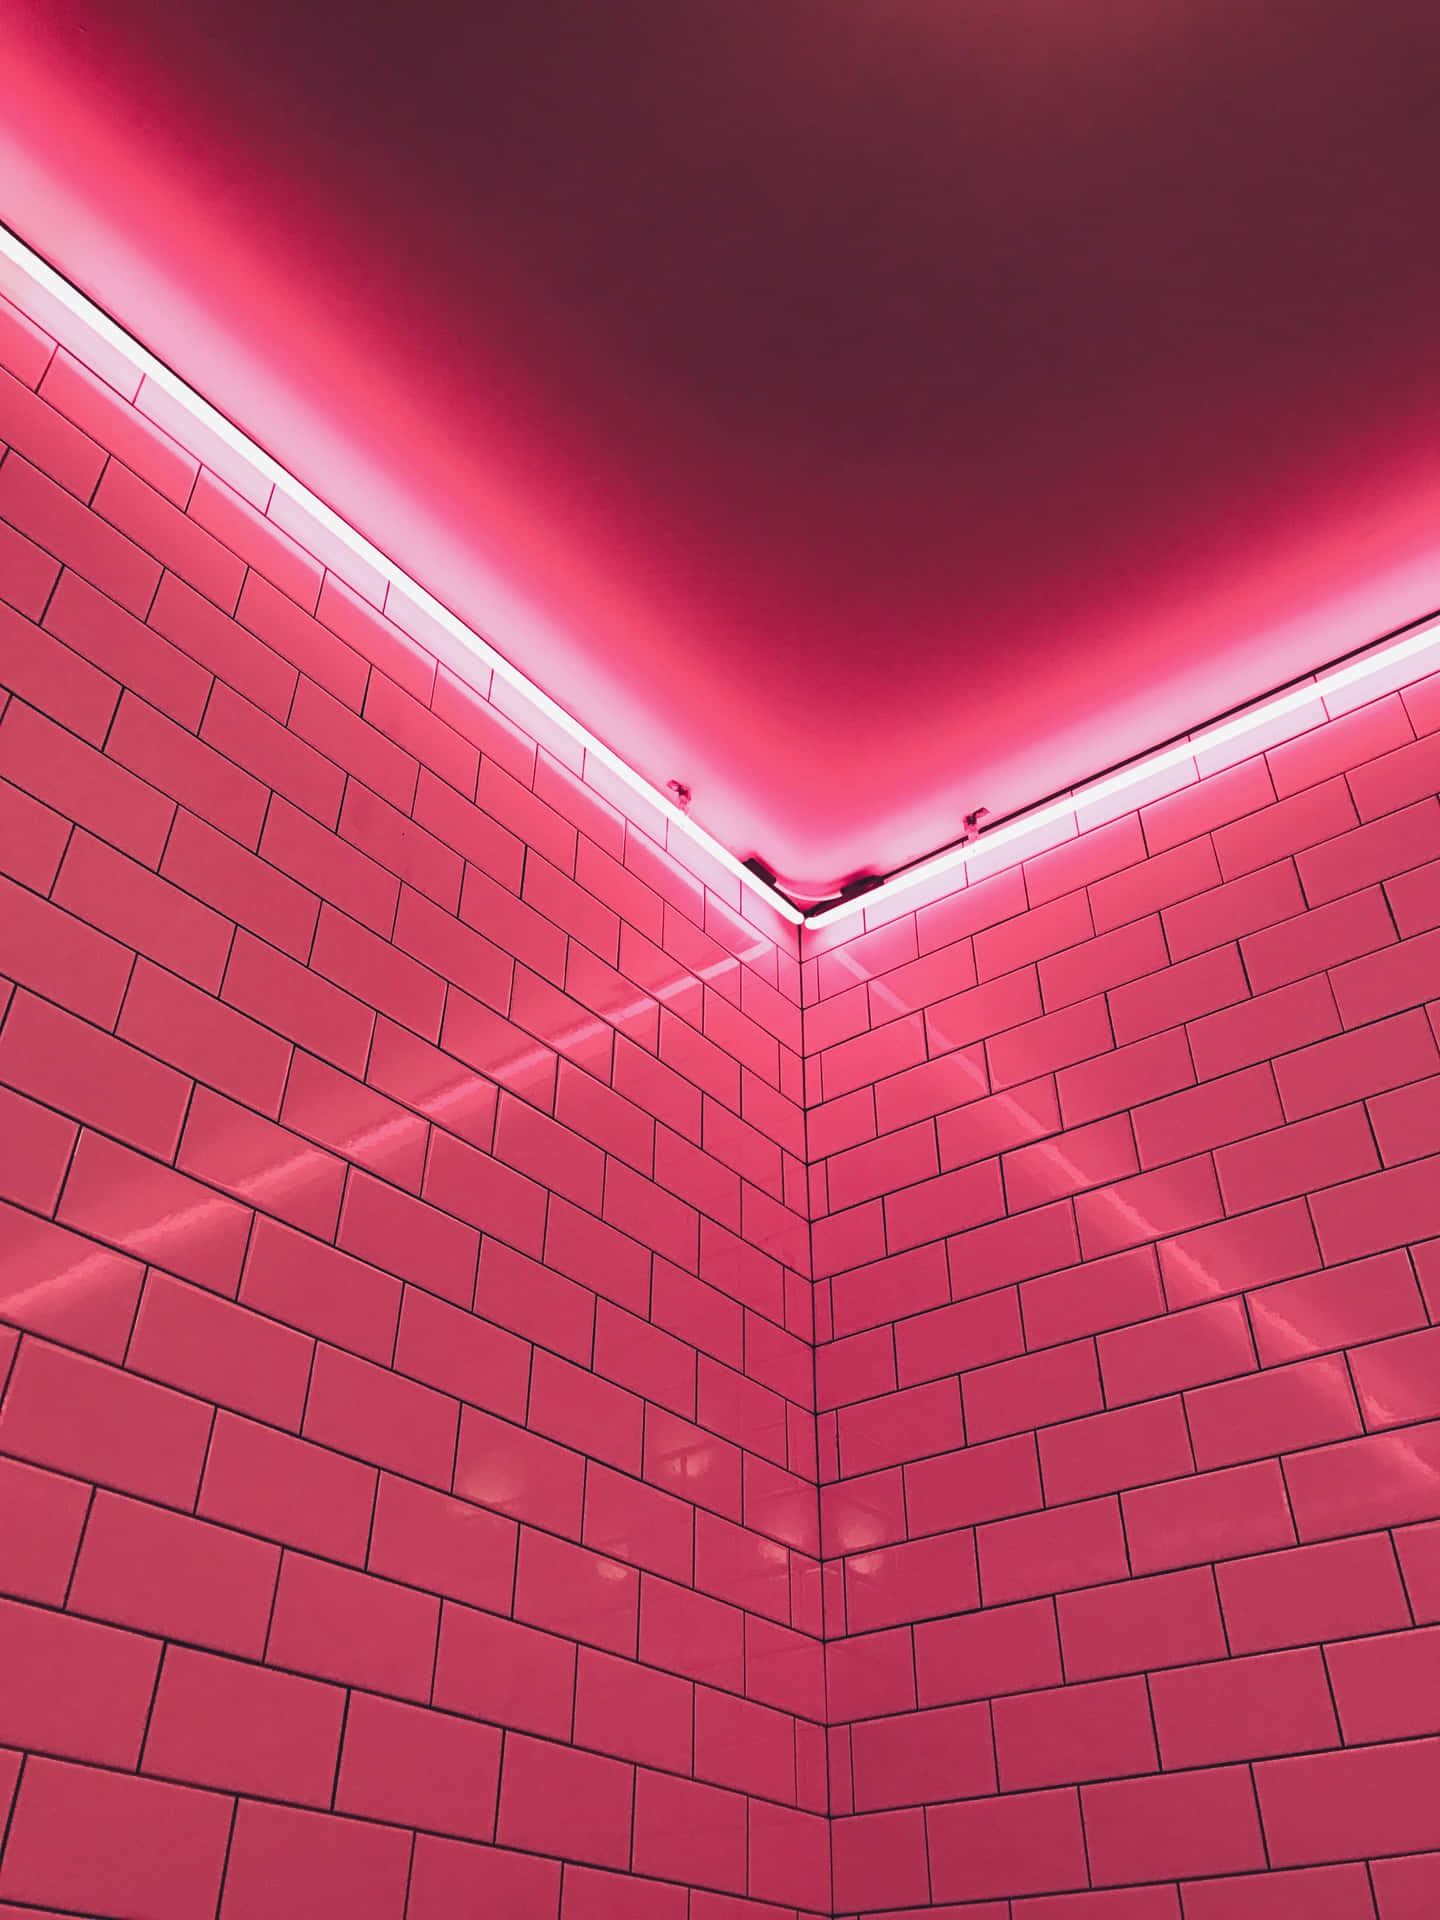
6 221 1438 941
806 613 1440 928
0 220 806 927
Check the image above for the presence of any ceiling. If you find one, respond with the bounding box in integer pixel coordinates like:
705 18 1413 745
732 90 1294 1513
5 1 1440 900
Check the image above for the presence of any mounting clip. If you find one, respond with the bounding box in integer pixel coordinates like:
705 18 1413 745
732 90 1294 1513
960 807 990 845
666 780 692 814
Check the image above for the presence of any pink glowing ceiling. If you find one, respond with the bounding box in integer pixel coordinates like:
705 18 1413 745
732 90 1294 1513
5 2 1440 900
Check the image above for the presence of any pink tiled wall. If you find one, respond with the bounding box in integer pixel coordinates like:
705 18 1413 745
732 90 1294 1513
807 673 1440 1916
5 265 1440 1920
0 284 824 1920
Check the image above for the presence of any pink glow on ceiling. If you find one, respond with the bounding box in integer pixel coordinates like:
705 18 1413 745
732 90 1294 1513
5 1 1440 897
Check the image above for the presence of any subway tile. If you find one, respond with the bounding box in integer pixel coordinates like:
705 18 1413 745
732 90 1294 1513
574 1648 692 1776
966 1338 1102 1444
498 1734 633 1872
1213 777 1359 879
831 1806 930 1912
1370 1070 1440 1165
1325 1623 1440 1744
1246 1250 1425 1366
0 1758 231 1920
119 958 291 1116
3 699 171 863
839 1376 964 1475
1142 756 1273 853
456 1404 585 1537
59 1127 251 1296
949 1198 1081 1297
0 773 69 893
142 1646 343 1807
236 571 367 707
1350 1325 1440 1429
1154 1645 1339 1769
895 1284 1024 1387
583 1463 693 1585
639 1575 745 1694
1163 860 1306 961
219 1799 412 1920
0 455 160 614
265 1551 438 1700
242 1215 401 1367
1084 1765 1265 1885
224 930 373 1073
852 1699 994 1809
1331 924 1440 1027
1109 941 1250 1046
291 677 417 812
177 1086 346 1241
353 1158 481 1303
994 1674 1156 1790
188 470 321 606
1256 1736 1440 1868
304 1341 458 1486
95 461 243 611
0 1192 139 1364
128 1270 312 1431
412 765 524 889
199 1411 377 1565
434 1602 576 1741
0 1454 90 1606
1298 799 1440 906
1158 1199 1320 1309
929 1784 1088 1902
1021 1245 1165 1347
632 1768 745 1897
1241 886 1396 994
154 574 298 719
335 1690 501 1843
906 1433 1042 1541
262 801 400 940
0 1593 160 1770
55 829 231 988
0 600 119 745
1186 1352 1361 1468
1268 694 1414 795
0 988 188 1160
111 689 269 844
1123 1458 1295 1575
367 1471 517 1614
1133 1065 1283 1168
0 1338 210 1508
694 1509 791 1623
1215 1104 1379 1212
979 1496 1128 1605
0 517 61 619
163 812 320 960
280 1048 428 1191
845 1525 978 1632
1040 1396 1192 1504
1074 1153 1223 1261
1309 1153 1440 1264
1058 1566 1228 1680
1059 1027 1193 1127
1092 836 1221 931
